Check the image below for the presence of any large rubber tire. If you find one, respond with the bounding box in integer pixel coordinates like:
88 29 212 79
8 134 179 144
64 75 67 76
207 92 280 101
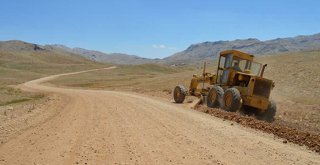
207 86 224 108
256 100 277 122
173 85 187 103
222 88 242 112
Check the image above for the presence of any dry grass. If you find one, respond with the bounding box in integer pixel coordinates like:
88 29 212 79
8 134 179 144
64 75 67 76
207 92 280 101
51 50 320 104
51 50 320 131
0 86 44 106
0 49 108 105
257 50 320 104
51 61 216 96
51 64 195 93
0 51 107 84
256 51 320 131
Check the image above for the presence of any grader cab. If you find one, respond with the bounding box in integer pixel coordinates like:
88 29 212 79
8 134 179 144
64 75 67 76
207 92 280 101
173 50 276 122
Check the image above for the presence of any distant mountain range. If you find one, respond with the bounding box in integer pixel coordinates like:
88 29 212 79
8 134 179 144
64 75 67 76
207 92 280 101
164 33 320 63
1 33 320 65
0 41 152 65
44 45 155 65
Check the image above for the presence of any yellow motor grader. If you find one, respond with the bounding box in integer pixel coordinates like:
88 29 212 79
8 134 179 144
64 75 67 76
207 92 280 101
173 50 276 122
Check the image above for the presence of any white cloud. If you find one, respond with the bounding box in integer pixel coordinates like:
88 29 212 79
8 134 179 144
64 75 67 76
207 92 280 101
152 44 166 49
152 44 177 50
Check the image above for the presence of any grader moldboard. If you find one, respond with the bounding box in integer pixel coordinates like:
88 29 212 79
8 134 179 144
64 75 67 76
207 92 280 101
173 50 276 122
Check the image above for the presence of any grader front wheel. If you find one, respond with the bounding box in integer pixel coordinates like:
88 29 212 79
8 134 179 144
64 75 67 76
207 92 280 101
173 85 187 103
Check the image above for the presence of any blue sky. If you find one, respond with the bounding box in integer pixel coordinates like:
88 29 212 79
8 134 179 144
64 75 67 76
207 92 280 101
0 0 319 58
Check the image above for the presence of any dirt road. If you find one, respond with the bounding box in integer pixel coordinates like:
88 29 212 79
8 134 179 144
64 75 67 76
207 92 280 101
0 68 319 165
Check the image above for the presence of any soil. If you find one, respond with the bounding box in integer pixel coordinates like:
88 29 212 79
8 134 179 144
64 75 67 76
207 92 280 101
0 68 319 164
195 105 320 153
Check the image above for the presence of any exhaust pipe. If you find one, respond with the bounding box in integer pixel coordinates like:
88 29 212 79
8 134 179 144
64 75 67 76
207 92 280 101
202 61 207 76
260 64 267 77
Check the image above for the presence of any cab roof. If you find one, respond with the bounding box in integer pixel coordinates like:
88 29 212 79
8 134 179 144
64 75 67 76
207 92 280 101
220 50 254 61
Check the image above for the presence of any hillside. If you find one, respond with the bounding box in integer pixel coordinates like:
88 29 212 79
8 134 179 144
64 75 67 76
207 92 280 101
0 40 107 105
46 45 155 65
0 40 108 146
164 33 320 63
51 50 320 133
0 41 107 83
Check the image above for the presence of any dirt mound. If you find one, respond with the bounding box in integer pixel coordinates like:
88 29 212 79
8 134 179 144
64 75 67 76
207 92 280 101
195 105 320 153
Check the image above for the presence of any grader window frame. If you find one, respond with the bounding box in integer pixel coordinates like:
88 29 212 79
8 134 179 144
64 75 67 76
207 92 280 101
217 50 263 84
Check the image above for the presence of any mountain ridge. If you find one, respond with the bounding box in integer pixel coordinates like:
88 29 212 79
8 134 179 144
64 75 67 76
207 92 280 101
1 32 320 65
164 33 320 63
45 45 155 65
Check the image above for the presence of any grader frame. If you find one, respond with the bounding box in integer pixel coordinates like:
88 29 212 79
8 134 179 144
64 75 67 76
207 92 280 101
173 50 276 122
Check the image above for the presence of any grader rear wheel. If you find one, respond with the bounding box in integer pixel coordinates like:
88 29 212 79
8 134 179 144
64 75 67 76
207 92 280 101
173 85 187 103
222 88 242 112
207 86 224 108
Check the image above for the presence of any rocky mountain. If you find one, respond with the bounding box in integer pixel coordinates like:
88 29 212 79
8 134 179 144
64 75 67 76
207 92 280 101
0 40 46 52
2 33 320 65
164 33 320 63
0 40 104 74
46 45 155 65
0 40 108 88
0 40 101 65
0 41 154 65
